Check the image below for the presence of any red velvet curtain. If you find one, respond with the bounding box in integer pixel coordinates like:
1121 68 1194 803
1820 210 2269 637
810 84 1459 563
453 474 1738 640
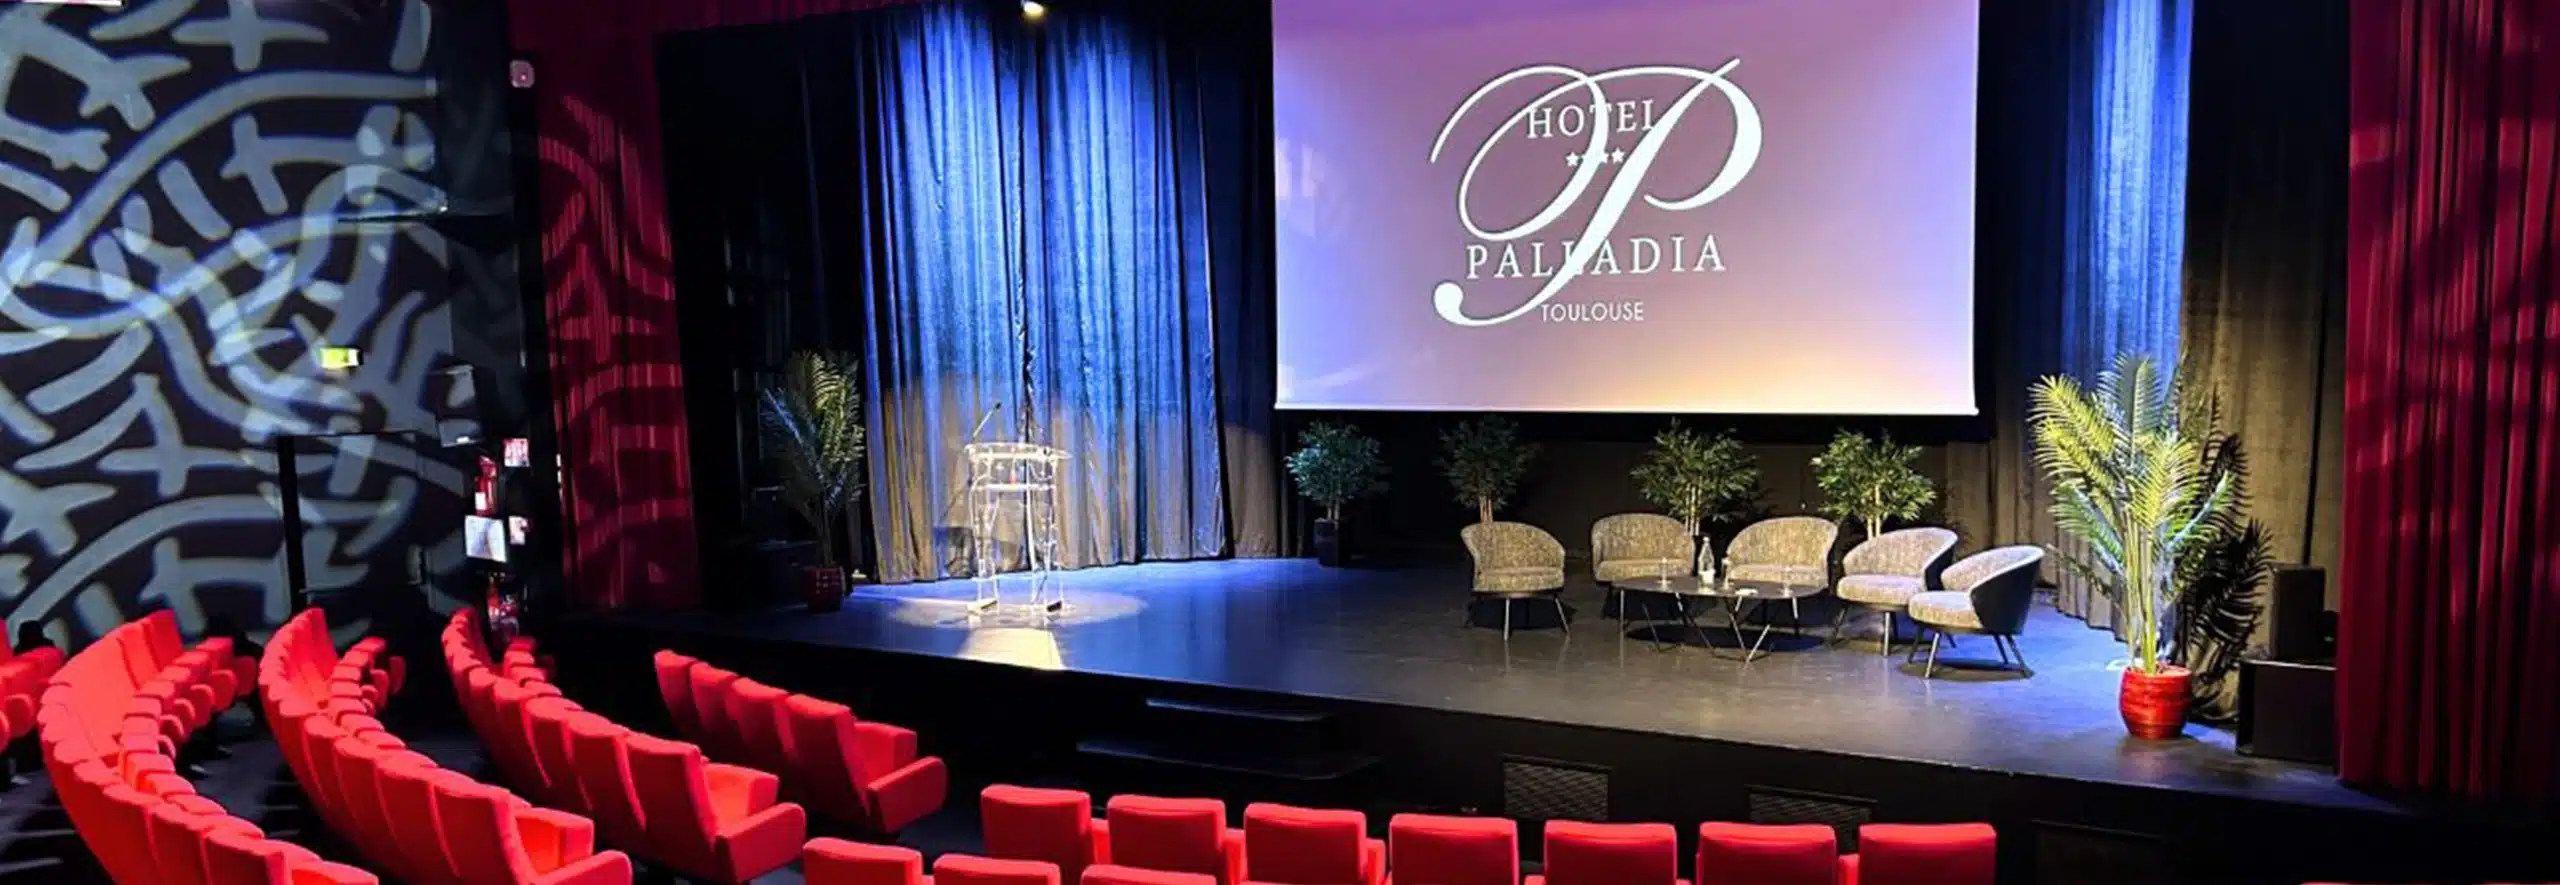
2342 0 2559 802
512 0 907 609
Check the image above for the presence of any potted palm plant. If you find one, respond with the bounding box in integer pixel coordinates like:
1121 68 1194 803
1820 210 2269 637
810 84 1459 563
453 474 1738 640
1438 416 1538 524
759 351 866 612
1287 421 1388 567
1812 430 1937 541
1631 421 1760 555
2029 354 2242 738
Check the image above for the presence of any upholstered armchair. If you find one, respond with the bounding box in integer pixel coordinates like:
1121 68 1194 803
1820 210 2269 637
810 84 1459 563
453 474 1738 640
1906 546 2045 677
1721 517 1839 588
1833 528 1960 654
1591 514 1694 622
1460 522 1568 639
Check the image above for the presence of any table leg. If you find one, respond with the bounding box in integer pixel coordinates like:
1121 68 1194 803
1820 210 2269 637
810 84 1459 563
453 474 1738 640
1648 593 1682 652
1673 596 1706 651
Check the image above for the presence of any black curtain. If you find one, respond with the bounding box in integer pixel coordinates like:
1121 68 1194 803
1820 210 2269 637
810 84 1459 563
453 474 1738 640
2181 0 2348 592
661 26 874 598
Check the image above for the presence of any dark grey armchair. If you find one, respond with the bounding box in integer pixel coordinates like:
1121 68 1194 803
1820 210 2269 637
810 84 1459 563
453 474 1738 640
1906 545 2046 677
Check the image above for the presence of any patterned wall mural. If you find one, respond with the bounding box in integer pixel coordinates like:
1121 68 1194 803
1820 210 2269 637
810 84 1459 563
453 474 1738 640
0 0 475 647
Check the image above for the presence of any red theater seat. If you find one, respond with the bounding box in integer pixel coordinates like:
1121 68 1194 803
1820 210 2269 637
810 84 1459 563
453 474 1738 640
1696 823 1837 885
623 732 807 883
148 800 258 885
1837 824 1994 885
654 651 705 745
567 712 651 847
983 785 1113 883
527 696 595 813
782 694 949 834
1243 803 1383 885
1529 822 1683 885
433 775 636 885
204 826 293 885
939 854 1067 885
488 679 558 800
728 677 797 775
805 838 928 885
1103 795 1246 885
379 762 469 885
687 664 747 762
1088 864 1219 885
1384 814 1516 885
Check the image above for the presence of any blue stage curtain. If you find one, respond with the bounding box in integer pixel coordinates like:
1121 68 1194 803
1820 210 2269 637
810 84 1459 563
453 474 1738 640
2050 0 2192 634
850 1 1229 582
1947 0 2190 643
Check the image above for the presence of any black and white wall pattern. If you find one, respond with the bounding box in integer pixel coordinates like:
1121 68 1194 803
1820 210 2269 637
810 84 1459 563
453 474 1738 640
0 0 490 646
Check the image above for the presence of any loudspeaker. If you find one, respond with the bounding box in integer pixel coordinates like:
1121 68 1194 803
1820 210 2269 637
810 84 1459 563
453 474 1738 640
746 486 791 541
2267 566 2330 662
2238 658 2336 766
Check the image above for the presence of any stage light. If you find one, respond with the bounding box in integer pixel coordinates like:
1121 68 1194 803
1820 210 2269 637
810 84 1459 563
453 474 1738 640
1021 0 1047 21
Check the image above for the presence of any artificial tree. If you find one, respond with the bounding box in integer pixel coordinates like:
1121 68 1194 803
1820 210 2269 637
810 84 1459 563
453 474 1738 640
1631 421 1759 536
1286 421 1388 565
2028 353 2247 737
1437 416 1538 524
1812 430 1937 541
759 351 866 610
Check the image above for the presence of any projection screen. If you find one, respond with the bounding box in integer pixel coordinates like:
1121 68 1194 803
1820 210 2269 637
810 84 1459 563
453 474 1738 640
1273 0 1979 414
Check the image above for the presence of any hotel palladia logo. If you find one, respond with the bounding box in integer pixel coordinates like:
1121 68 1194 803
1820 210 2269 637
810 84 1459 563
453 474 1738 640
1428 60 1763 327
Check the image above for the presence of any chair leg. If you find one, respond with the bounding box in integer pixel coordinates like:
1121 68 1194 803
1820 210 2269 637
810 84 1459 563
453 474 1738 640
1552 596 1569 635
1881 612 1895 657
1996 635 2013 667
2007 635 2033 676
1503 599 1513 640
1922 633 1942 678
1463 598 1475 629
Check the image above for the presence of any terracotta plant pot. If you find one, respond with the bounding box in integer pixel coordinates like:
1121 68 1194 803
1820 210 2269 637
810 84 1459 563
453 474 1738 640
2119 666 2192 739
803 565 847 613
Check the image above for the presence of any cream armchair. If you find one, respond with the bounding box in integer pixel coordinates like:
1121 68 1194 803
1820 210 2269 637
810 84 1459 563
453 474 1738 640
1721 516 1839 588
1833 527 1960 654
1460 521 1569 639
1592 514 1695 622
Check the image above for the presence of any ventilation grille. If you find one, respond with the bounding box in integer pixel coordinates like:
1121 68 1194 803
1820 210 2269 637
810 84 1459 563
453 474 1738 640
1501 757 1608 822
1745 786 1874 851
2033 821 2172 885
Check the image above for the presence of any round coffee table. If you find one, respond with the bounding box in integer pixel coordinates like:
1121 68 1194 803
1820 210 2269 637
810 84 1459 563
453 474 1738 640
1608 575 1827 660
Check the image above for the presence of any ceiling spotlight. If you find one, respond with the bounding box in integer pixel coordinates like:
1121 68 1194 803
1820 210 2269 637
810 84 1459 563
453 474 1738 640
1021 1 1047 21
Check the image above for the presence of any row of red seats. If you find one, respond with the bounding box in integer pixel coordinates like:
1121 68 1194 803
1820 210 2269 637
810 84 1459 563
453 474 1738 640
654 650 950 835
1 636 64 747
807 838 1239 885
449 611 808 883
37 611 371 884
874 785 1987 885
265 609 632 885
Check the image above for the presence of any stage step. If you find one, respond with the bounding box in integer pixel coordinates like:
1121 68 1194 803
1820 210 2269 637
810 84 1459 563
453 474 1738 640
1144 697 1332 725
1074 695 1381 807
1076 738 1378 781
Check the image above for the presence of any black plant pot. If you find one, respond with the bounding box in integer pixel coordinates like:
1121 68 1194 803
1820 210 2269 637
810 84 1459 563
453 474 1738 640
803 566 847 613
1313 518 1345 567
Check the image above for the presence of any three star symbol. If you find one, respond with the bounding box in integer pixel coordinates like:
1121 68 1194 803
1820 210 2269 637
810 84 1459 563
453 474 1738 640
1567 148 1633 167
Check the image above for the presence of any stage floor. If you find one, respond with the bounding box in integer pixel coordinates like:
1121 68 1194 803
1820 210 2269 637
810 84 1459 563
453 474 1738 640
611 558 2392 815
